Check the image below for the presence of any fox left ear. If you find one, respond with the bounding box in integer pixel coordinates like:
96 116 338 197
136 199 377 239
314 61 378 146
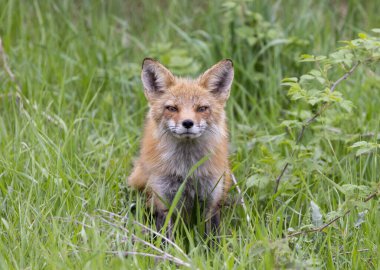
199 59 234 100
141 58 175 100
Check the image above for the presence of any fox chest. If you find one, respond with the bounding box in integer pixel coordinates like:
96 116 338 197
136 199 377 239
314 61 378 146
159 141 212 178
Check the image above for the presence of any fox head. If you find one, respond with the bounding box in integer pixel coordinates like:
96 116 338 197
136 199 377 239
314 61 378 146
141 58 234 140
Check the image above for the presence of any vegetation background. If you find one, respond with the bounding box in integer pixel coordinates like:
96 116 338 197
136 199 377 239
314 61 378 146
0 0 379 269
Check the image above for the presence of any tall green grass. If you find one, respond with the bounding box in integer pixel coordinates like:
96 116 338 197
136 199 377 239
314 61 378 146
0 0 379 268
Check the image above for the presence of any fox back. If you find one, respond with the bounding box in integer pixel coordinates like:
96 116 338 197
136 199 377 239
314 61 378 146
128 58 234 237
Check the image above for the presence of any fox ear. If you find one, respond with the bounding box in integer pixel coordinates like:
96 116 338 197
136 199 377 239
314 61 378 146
199 59 234 100
141 58 175 98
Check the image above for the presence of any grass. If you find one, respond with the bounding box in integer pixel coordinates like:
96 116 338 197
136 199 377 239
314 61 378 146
0 0 379 269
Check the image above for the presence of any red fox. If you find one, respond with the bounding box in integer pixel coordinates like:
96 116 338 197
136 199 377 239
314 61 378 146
128 58 234 237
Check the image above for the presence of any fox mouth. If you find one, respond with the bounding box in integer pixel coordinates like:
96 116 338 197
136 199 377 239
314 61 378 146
166 122 206 139
171 131 202 139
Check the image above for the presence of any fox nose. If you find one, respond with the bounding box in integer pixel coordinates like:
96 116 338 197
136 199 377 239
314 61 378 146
182 119 194 129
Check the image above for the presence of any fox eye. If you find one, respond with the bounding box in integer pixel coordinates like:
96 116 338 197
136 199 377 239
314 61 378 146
165 106 178 112
197 106 209 112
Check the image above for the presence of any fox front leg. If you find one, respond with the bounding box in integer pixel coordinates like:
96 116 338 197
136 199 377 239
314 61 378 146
205 205 221 240
155 209 173 240
151 174 189 241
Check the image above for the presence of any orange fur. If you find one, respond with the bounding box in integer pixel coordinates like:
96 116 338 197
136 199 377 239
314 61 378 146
128 58 234 235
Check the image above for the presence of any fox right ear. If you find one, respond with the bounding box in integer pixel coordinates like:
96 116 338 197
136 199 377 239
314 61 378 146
141 58 174 99
199 59 234 101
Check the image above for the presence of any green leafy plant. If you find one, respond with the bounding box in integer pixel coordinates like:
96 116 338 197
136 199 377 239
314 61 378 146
275 30 380 193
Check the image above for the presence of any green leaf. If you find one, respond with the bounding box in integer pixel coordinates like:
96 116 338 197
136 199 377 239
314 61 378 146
281 82 296 87
246 174 257 188
280 120 302 128
307 97 321 106
309 69 322 77
235 26 254 39
246 174 271 190
340 184 371 198
281 77 298 83
339 100 353 113
300 54 314 59
299 54 316 62
1 218 9 230
356 147 374 156
349 141 379 156
350 141 369 148
287 83 307 101
247 37 257 46
315 55 327 61
354 210 368 228
222 1 237 9
300 74 314 81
